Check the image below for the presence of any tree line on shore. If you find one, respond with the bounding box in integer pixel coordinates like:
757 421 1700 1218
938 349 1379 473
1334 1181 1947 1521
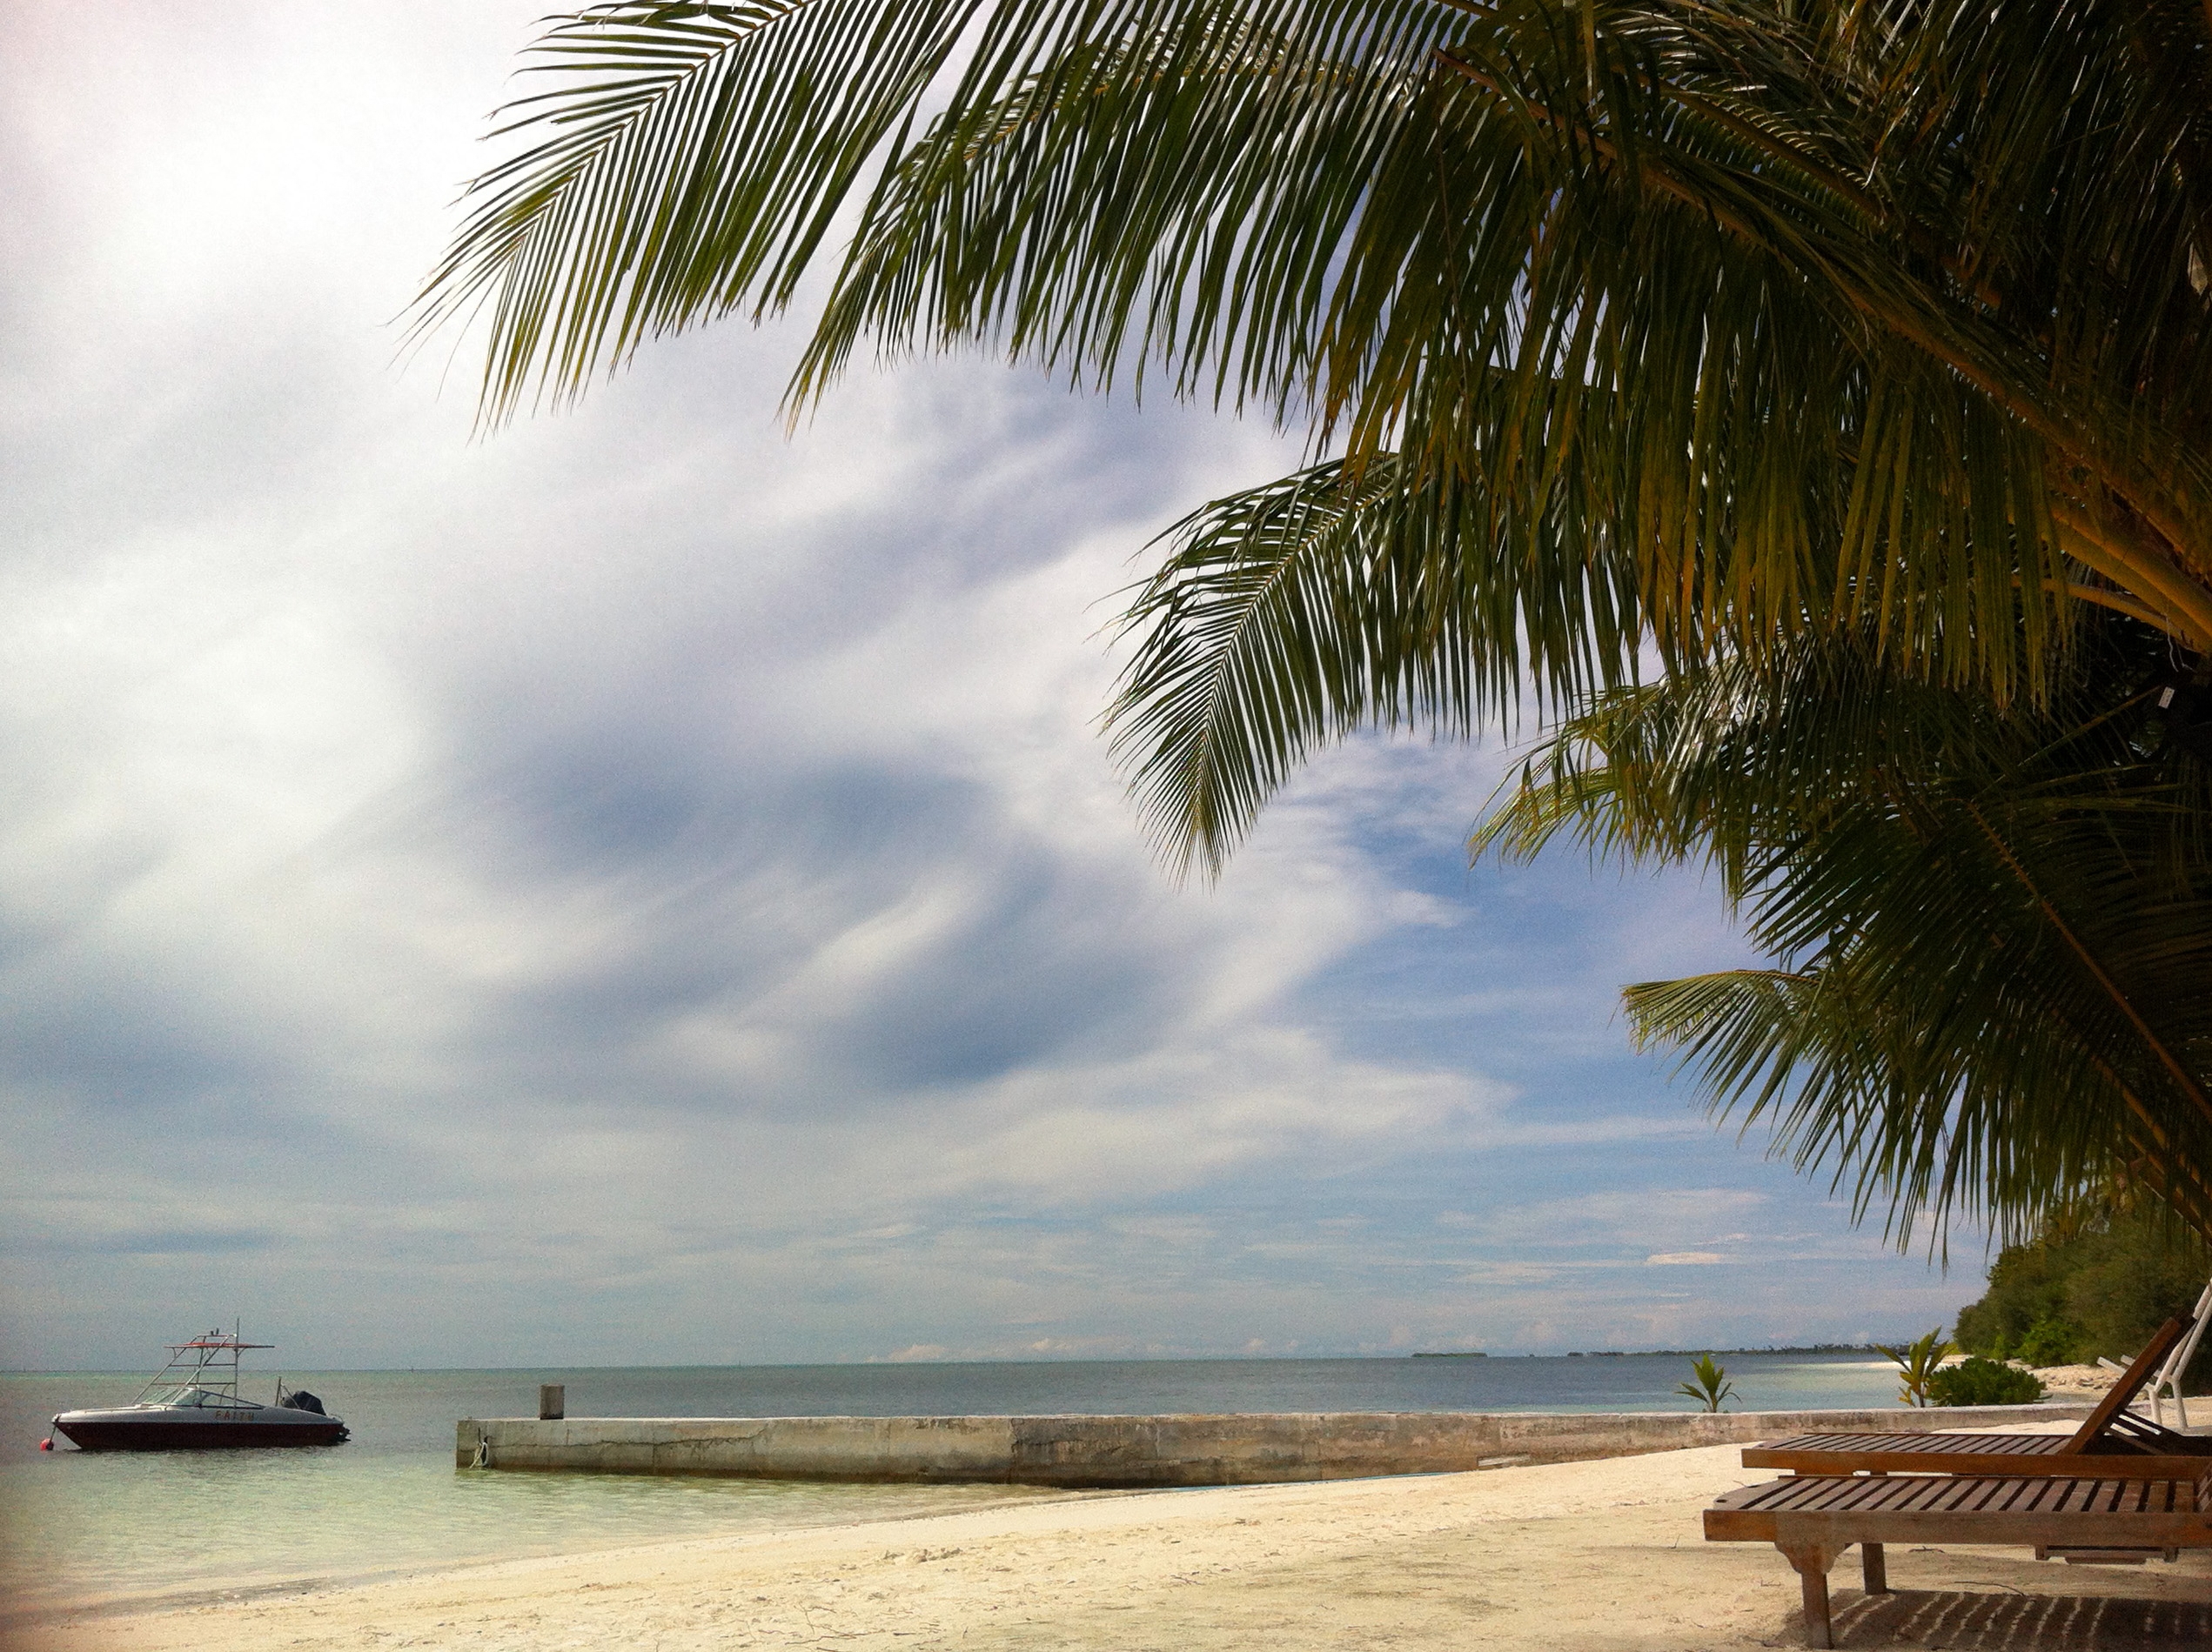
1954 1205 2209 1378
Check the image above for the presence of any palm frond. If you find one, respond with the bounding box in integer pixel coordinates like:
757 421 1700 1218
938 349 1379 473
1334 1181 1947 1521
1106 452 1643 872
409 0 991 419
419 0 2212 853
1482 624 2212 1246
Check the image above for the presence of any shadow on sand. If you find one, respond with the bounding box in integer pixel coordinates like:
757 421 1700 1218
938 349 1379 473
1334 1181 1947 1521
1811 1586 2212 1648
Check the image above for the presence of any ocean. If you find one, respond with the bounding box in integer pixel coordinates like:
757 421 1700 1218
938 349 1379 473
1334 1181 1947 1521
1 1354 1906 1620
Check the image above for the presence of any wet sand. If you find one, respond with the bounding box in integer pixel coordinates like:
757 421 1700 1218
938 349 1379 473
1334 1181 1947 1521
14 1428 2210 1651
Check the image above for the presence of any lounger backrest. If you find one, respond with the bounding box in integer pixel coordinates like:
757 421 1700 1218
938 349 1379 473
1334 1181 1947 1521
2063 1316 2191 1450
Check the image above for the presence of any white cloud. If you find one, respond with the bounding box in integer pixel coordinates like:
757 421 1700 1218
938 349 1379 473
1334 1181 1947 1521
0 1 1993 1370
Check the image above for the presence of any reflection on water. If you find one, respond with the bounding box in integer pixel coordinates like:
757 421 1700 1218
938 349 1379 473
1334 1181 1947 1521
2 1354 1910 1615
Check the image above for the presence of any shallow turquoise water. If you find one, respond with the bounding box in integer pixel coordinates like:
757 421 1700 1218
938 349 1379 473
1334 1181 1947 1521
2 1427 1059 1617
1 1354 1908 1617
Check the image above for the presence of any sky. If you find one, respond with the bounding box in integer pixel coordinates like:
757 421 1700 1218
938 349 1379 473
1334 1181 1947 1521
1 3 1992 1371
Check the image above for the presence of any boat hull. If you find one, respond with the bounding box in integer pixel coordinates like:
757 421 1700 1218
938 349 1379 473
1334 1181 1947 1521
52 1408 348 1451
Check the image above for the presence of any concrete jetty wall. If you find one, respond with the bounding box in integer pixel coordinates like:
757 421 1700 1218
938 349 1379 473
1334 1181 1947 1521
454 1403 2093 1488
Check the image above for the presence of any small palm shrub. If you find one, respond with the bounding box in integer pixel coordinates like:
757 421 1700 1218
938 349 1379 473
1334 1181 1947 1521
1675 1354 1736 1412
1877 1328 1956 1407
1927 1357 2047 1407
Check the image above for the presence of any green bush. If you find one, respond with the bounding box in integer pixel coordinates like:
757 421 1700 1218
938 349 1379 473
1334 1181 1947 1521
1928 1357 2047 1407
2013 1316 2089 1367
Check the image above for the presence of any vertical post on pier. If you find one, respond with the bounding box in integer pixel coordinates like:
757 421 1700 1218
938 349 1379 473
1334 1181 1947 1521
539 1383 565 1421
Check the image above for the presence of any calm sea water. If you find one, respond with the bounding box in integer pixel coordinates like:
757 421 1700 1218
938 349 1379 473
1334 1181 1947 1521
1 1354 1903 1619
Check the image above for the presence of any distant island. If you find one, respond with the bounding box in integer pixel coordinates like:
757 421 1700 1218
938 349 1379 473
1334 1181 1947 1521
1614 1344 1882 1357
1411 1344 1881 1359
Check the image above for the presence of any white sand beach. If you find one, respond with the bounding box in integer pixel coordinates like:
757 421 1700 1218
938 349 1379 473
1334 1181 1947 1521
16 1429 2211 1652
2028 1363 2126 1397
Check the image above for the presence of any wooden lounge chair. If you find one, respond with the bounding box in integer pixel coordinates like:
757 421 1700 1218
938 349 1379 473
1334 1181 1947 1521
1741 1316 2211 1481
1705 1462 2212 1647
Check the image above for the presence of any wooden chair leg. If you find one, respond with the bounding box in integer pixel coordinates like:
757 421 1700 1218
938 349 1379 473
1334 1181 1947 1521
1779 1543 1842 1649
1861 1541 1888 1595
1800 1564 1833 1649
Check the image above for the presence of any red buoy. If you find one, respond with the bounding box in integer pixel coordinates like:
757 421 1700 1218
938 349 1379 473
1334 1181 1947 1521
39 1437 52 1450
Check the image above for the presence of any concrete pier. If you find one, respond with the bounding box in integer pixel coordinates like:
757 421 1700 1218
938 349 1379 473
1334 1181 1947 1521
455 1403 2092 1488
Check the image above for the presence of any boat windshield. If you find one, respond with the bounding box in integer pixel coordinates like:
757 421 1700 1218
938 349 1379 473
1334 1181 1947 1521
143 1387 257 1408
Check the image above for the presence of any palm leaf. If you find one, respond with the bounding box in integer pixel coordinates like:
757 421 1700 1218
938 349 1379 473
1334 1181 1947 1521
1480 624 2212 1246
1107 449 1652 870
418 0 2212 1253
409 0 993 418
419 0 2212 852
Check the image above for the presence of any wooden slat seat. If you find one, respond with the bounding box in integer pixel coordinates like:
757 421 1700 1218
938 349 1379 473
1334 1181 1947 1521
1705 1466 2212 1647
1741 1427 2208 1480
1753 1430 2073 1458
1743 1316 2211 1482
1710 1467 2208 1529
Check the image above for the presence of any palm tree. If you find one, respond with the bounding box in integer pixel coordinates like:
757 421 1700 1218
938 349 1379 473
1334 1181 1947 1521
419 0 2212 870
417 1 2212 1233
1474 617 2212 1244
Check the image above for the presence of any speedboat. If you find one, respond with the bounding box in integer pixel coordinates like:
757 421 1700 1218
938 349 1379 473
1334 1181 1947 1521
50 1328 348 1450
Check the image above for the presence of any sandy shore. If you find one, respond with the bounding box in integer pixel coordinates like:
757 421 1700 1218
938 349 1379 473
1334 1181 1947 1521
15 1430 2212 1652
2028 1363 2123 1396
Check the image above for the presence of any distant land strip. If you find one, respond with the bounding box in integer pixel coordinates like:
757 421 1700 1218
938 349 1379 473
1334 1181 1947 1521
1409 1345 1881 1359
